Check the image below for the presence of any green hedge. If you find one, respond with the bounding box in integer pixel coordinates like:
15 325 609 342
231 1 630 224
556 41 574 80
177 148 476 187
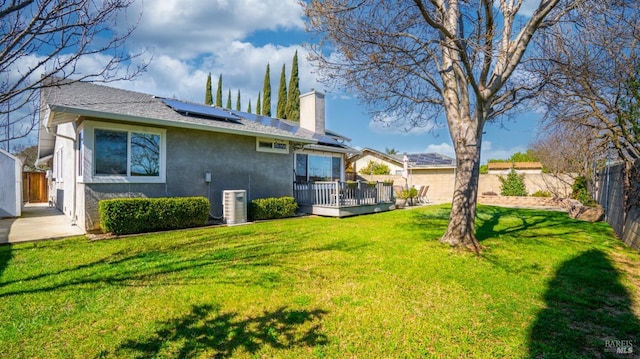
99 197 210 235
248 197 298 220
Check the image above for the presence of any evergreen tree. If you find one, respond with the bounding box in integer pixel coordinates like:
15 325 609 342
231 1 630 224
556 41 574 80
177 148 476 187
276 64 288 119
236 90 241 111
499 168 528 196
286 51 300 121
247 99 252 113
215 74 222 107
262 64 271 116
205 72 213 105
256 92 261 115
226 89 232 109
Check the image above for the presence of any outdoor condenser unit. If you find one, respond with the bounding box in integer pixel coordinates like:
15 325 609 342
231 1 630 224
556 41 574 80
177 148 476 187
222 190 247 224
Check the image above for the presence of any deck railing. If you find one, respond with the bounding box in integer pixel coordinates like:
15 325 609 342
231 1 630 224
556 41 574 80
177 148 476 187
293 181 395 207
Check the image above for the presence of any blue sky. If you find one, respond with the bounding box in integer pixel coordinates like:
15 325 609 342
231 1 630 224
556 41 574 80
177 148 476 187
17 0 542 162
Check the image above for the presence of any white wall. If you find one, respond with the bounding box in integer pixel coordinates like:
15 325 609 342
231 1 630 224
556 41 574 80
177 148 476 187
51 122 78 222
0 149 22 217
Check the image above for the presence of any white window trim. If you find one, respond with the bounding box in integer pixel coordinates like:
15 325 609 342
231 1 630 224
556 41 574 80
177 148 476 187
76 129 83 181
79 121 166 184
256 137 289 154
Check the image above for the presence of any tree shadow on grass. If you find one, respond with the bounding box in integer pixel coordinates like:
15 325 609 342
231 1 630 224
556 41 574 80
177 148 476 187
0 244 12 282
475 206 586 242
0 236 334 297
528 249 640 358
105 304 328 358
405 205 586 244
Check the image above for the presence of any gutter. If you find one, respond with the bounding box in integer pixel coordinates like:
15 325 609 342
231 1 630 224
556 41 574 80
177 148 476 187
47 104 317 145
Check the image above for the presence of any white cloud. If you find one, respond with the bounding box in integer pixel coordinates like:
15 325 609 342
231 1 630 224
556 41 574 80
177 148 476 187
126 0 304 59
368 113 439 136
518 0 541 17
495 0 540 18
425 142 455 157
481 141 526 163
107 43 319 111
98 0 320 111
421 141 526 162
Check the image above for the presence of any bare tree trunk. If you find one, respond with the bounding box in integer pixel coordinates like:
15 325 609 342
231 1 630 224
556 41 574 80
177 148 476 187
441 118 484 253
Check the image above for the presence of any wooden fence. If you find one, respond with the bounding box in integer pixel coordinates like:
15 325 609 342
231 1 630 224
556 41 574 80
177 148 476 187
22 172 48 203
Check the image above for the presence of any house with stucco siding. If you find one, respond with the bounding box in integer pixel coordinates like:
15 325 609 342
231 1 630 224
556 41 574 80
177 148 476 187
37 80 357 232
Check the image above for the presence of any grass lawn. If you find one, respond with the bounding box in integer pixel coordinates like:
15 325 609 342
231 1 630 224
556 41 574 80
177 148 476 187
0 204 639 358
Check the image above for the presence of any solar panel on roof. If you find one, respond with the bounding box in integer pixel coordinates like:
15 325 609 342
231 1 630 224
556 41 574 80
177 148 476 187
313 133 343 146
229 110 300 134
162 98 241 123
406 153 454 166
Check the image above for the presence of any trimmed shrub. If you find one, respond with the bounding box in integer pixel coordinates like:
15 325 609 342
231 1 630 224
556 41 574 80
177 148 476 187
531 190 552 198
248 197 298 220
499 168 528 196
99 197 209 235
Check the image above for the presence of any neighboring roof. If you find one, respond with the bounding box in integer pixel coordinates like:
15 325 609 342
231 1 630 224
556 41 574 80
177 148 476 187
38 80 353 159
349 147 455 168
487 162 543 170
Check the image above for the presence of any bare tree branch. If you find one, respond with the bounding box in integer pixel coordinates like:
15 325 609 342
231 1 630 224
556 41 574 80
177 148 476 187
303 0 582 251
0 0 148 147
530 0 640 163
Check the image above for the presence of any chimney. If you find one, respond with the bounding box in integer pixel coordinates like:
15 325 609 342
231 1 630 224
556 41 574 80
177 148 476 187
299 89 325 135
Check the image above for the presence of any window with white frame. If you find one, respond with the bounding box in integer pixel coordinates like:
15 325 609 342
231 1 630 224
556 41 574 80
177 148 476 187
256 138 289 154
80 121 166 183
295 153 342 182
77 130 83 177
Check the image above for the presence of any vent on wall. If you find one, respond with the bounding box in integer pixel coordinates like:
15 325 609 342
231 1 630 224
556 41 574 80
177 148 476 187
223 190 247 224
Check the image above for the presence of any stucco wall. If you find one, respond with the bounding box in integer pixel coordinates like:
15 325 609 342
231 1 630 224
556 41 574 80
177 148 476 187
82 126 295 232
364 172 575 202
478 173 575 197
0 149 22 217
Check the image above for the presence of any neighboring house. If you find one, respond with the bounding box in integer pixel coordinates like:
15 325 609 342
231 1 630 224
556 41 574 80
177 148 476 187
487 162 543 174
0 148 23 218
37 80 357 232
347 148 456 202
349 148 456 177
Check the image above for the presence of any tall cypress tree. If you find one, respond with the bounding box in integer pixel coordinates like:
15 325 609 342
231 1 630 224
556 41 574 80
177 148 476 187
215 74 223 107
286 51 300 121
247 99 252 113
256 91 261 115
236 90 241 111
276 64 288 119
226 89 232 109
205 72 213 105
262 64 271 116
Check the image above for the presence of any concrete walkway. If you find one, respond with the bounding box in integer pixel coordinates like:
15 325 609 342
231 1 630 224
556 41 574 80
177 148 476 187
0 203 85 244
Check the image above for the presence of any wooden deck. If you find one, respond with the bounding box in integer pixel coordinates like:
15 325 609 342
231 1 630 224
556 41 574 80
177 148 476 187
293 181 395 217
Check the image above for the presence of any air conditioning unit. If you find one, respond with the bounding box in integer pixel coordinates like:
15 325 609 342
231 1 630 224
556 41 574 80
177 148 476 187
223 190 247 224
